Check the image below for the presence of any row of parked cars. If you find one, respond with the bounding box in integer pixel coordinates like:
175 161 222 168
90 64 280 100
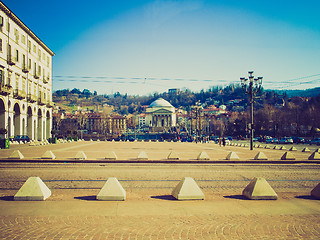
256 136 320 145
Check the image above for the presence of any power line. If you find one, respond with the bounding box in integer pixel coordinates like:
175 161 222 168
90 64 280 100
52 74 320 89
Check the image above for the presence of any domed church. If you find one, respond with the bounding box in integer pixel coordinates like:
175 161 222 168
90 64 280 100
145 98 176 132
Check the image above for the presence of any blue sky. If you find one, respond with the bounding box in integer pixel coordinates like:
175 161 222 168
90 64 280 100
3 0 320 95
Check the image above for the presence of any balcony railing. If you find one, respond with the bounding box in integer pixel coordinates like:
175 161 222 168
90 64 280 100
7 55 16 65
27 93 37 103
43 76 49 84
38 94 46 105
22 63 29 73
34 71 40 79
13 89 26 100
0 84 12 96
46 100 54 108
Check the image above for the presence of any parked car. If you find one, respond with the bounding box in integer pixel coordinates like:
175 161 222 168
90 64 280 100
278 137 293 144
266 138 278 144
291 137 305 144
310 138 320 145
13 135 30 142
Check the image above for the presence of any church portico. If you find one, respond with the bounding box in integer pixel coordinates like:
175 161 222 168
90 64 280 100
145 98 176 132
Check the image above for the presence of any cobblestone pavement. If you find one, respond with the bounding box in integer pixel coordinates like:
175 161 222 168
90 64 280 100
0 140 319 161
0 141 320 239
1 214 320 240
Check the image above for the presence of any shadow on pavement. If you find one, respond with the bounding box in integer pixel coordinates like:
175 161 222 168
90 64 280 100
74 195 97 201
295 195 319 200
150 195 176 201
223 195 247 200
0 196 14 201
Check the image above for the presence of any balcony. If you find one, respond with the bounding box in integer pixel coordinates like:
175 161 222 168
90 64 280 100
38 94 46 105
22 63 29 73
7 55 16 66
0 84 12 96
43 76 49 84
46 100 54 108
27 93 37 103
34 71 40 79
13 89 26 100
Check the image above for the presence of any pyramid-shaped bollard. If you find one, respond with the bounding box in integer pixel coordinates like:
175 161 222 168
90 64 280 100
281 152 295 160
41 151 56 159
75 151 87 160
105 151 117 160
274 146 281 150
308 152 320 160
254 152 268 160
96 177 126 201
289 146 297 151
172 177 204 200
265 145 270 149
242 177 278 200
311 183 320 199
167 151 179 160
226 152 239 160
14 177 51 201
315 148 320 153
197 151 210 160
302 147 310 152
137 151 148 160
9 150 24 159
280 146 286 150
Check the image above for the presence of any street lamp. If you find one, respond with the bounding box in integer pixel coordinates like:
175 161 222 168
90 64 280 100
240 71 263 150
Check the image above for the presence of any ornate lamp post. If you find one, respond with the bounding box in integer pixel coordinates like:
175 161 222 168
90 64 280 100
240 71 262 150
191 102 203 141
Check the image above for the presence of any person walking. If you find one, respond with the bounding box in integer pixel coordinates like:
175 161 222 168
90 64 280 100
222 137 226 147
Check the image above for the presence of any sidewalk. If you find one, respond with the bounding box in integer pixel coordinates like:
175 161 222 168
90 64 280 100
0 191 320 239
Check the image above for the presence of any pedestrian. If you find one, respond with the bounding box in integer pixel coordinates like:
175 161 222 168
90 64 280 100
222 137 226 147
218 137 222 147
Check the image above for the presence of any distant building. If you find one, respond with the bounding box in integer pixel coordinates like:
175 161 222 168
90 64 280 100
85 113 127 135
0 2 54 140
145 98 176 132
168 88 180 95
203 105 226 116
138 113 146 128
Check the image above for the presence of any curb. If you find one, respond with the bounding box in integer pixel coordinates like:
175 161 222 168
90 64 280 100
1 158 320 164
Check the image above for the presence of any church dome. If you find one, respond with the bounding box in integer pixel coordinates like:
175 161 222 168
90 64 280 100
149 98 173 108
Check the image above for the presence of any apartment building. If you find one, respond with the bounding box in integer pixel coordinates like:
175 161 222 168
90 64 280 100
0 2 54 140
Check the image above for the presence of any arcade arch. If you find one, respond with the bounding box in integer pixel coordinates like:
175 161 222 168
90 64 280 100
13 103 21 136
0 99 6 135
37 108 42 140
46 110 51 139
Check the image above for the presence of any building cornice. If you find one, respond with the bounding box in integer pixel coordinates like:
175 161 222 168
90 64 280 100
0 2 55 56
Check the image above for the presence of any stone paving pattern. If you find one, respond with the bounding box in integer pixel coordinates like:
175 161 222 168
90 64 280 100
0 141 320 239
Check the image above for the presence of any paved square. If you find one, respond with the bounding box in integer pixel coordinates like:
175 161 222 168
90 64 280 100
0 141 319 239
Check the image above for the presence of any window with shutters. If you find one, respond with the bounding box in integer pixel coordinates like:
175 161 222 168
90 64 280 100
0 16 3 32
15 49 19 62
21 35 26 45
28 40 31 53
0 68 4 86
22 77 26 91
14 29 19 43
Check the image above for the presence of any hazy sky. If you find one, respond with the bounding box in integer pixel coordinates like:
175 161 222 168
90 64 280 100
3 0 320 95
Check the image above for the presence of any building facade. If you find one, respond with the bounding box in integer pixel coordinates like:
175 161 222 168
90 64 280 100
86 113 127 135
0 3 54 140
